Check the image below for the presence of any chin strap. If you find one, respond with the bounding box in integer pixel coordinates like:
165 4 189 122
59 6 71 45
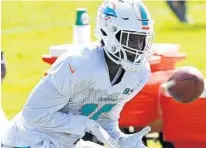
111 66 124 86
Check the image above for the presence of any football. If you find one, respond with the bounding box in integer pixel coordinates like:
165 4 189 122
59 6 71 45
165 66 204 103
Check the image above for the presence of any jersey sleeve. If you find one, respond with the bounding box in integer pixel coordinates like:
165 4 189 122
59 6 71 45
97 63 151 141
22 76 89 136
22 53 89 136
47 52 74 97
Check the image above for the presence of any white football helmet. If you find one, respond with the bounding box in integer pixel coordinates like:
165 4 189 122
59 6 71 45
95 0 154 72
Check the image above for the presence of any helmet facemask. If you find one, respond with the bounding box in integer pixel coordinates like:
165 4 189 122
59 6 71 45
101 26 154 72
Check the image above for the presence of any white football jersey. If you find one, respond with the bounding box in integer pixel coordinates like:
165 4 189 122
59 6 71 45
2 45 150 147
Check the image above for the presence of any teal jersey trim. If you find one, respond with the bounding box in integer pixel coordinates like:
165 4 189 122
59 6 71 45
81 103 116 120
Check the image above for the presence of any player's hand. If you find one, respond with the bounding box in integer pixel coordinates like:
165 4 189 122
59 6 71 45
118 126 151 148
86 119 120 148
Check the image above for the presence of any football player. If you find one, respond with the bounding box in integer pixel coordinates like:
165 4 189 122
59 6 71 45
1 51 9 138
2 0 154 148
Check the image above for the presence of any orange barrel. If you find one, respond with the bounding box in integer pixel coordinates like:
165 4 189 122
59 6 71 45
160 86 206 148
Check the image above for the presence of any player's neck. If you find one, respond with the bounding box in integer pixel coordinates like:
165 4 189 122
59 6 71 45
103 50 125 85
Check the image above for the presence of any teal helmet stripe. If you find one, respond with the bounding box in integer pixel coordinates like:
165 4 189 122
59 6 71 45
137 3 148 26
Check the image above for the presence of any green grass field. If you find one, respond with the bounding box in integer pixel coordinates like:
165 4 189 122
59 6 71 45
1 1 206 147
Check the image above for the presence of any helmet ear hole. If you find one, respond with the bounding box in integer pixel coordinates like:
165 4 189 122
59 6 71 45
115 31 121 42
100 40 105 47
100 29 107 36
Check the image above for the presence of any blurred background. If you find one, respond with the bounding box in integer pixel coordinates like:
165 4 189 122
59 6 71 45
1 1 206 148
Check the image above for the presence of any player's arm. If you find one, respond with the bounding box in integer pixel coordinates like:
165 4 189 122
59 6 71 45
22 82 89 137
22 55 120 148
97 63 151 142
22 57 89 136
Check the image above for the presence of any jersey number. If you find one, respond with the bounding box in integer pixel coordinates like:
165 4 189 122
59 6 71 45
81 104 115 120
